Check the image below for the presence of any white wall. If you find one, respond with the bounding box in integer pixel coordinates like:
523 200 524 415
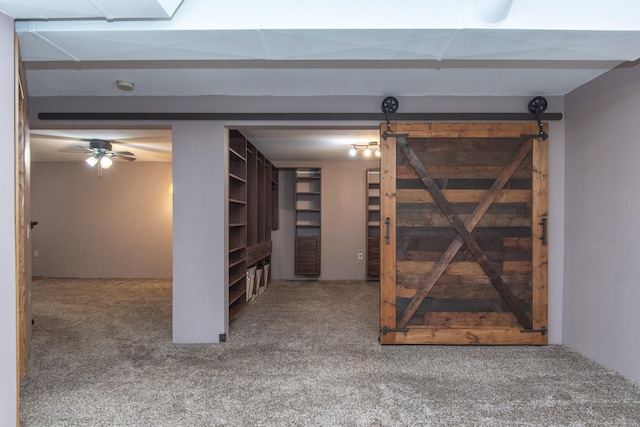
547 116 566 346
0 11 17 426
30 161 172 278
564 65 640 384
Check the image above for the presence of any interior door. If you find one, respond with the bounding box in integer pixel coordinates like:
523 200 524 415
380 122 548 345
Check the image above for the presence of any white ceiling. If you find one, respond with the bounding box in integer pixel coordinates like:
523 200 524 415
28 126 382 163
29 128 172 162
7 0 640 161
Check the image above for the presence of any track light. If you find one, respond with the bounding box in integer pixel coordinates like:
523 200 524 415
349 141 380 158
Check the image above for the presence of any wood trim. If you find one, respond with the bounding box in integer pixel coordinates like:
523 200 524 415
389 327 547 345
15 33 29 424
393 122 542 138
531 129 549 344
397 189 532 204
379 122 397 344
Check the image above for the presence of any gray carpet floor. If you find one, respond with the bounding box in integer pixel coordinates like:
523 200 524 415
20 278 640 426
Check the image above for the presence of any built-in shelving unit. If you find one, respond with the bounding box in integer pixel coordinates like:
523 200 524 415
366 168 380 279
227 130 278 322
295 168 321 276
228 131 248 320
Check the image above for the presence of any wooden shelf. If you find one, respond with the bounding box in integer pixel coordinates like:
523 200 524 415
229 288 246 305
228 130 248 321
366 169 381 279
295 168 321 276
229 147 246 162
229 258 246 269
227 129 278 325
229 173 247 183
229 298 245 321
229 270 245 287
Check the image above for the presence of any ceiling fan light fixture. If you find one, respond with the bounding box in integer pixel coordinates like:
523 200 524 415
100 156 113 169
85 156 99 167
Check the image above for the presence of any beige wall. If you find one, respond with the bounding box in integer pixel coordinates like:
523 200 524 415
31 161 172 278
273 159 380 281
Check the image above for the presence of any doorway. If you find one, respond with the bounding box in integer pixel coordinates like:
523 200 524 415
28 128 173 279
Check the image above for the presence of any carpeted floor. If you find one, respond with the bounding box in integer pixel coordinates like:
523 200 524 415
20 278 640 426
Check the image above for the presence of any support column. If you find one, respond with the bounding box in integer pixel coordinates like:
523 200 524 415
172 122 227 343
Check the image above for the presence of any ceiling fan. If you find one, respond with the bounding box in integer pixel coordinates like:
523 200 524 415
59 139 136 176
30 129 172 175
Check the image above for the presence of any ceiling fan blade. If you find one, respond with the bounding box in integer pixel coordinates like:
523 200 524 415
57 147 92 154
31 133 88 144
112 150 135 156
117 155 136 162
112 141 171 155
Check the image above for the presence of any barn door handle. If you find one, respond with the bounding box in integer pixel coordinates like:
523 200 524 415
384 217 391 244
539 218 548 245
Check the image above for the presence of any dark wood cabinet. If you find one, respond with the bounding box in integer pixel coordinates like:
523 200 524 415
227 130 278 322
295 236 320 275
295 168 321 276
367 169 380 278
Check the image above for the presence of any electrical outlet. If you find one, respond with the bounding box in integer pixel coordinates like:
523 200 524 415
33 250 39 258
357 252 364 260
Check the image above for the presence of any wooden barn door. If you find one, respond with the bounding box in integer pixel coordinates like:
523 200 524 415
380 122 548 345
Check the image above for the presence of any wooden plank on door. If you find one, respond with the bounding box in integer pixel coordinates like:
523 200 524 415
531 131 549 342
393 327 546 345
379 122 397 344
392 122 540 138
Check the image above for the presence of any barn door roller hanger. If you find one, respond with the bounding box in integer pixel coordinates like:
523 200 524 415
380 96 551 140
523 96 549 140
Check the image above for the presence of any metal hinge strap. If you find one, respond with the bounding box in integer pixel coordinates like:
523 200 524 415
380 326 409 335
520 326 547 335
